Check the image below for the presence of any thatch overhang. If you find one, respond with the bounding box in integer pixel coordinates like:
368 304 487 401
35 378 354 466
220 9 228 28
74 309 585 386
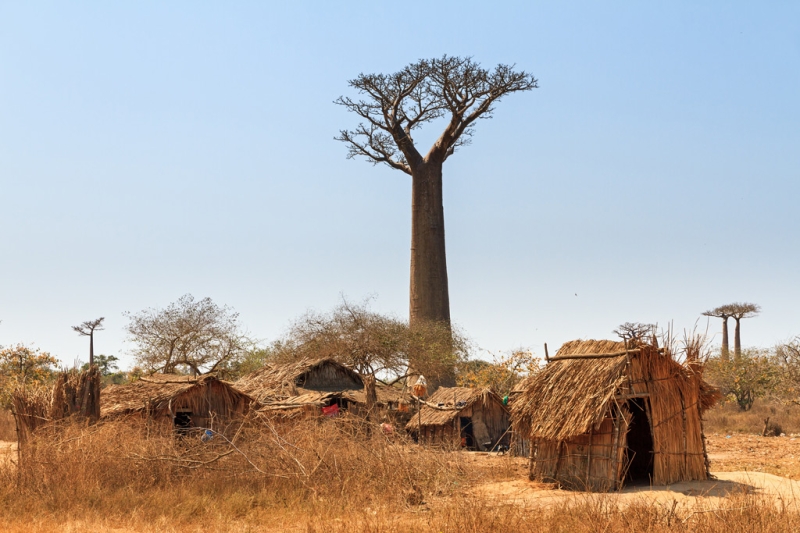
235 357 364 405
510 340 629 442
405 386 506 430
100 374 253 419
510 339 720 442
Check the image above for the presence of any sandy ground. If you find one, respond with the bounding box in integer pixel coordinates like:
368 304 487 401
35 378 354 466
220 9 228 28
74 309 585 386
464 434 800 511
706 433 800 479
474 471 800 510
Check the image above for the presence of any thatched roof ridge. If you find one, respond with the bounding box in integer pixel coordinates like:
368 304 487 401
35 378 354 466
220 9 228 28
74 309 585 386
234 357 364 403
101 374 250 418
555 339 626 357
406 386 505 429
510 340 631 441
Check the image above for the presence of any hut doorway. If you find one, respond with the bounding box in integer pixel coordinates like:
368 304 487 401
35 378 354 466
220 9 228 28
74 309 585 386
625 398 654 483
460 417 475 449
174 410 193 433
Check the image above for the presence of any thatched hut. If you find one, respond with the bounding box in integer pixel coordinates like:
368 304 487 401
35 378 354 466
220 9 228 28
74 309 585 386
101 374 253 432
511 340 720 491
235 358 366 415
405 387 510 451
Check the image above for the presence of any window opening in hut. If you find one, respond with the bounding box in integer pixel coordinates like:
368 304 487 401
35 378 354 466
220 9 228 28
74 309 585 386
625 398 654 483
174 410 193 433
460 417 475 449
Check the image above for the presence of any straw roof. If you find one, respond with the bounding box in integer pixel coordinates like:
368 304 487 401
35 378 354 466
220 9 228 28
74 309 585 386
234 357 364 404
511 340 629 441
510 339 719 442
406 386 505 429
101 374 251 418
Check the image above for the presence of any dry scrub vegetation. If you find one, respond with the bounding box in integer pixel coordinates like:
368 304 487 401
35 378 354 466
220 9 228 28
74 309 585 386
0 409 15 441
2 414 800 532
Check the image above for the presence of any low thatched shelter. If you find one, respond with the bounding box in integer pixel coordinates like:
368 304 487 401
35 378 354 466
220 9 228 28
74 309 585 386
511 340 720 491
405 387 510 451
101 374 253 432
235 358 366 415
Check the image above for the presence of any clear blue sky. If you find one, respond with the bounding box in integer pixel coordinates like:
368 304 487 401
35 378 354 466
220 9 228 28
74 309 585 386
1 2 798 368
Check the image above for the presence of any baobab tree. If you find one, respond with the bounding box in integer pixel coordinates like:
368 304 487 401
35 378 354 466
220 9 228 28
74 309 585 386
336 56 537 328
728 302 761 358
72 317 105 367
702 305 733 359
703 302 760 359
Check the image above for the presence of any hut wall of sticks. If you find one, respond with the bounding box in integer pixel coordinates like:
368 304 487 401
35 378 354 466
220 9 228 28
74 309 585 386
406 387 510 451
100 374 252 433
510 339 720 491
12 366 101 445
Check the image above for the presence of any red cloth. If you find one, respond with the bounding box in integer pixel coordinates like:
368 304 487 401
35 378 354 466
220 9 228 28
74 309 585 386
321 404 340 417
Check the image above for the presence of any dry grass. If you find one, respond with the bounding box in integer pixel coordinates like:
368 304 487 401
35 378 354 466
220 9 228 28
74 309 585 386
0 409 15 441
3 410 800 532
705 400 800 436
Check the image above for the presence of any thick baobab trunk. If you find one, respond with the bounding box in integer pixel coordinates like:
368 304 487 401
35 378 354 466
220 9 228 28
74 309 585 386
89 332 94 367
721 317 730 360
409 162 450 326
408 162 455 389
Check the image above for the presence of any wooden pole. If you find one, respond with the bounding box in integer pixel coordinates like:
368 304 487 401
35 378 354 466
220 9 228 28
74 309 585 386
544 343 549 362
586 426 594 489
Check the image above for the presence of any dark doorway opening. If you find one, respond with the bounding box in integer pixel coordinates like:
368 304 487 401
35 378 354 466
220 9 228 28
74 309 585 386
174 411 193 434
625 398 654 483
460 417 475 449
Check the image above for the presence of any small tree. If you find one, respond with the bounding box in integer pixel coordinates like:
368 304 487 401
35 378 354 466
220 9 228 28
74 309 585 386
705 348 778 411
271 298 470 389
613 322 656 345
124 294 248 376
72 317 105 367
457 350 539 397
0 344 59 408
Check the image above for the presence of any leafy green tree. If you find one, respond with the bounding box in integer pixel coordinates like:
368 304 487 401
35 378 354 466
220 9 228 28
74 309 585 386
81 354 119 376
81 354 127 386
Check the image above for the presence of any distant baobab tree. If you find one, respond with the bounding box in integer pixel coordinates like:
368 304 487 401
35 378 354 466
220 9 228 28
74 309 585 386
728 302 761 358
702 306 734 359
614 322 656 346
72 317 105 367
336 55 537 328
703 303 760 359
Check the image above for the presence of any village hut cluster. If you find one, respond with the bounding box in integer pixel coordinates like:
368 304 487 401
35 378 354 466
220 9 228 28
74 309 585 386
11 333 720 493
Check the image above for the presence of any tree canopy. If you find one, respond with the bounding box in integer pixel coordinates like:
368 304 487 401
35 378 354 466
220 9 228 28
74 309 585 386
124 294 247 376
336 55 538 174
0 344 59 408
268 299 470 386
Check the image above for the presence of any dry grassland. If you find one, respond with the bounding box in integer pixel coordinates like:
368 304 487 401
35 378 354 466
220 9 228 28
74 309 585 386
2 408 800 532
